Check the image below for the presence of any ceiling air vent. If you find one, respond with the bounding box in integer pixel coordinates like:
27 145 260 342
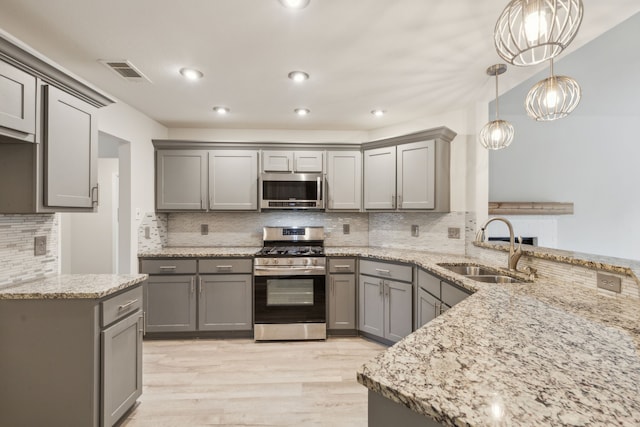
99 59 151 83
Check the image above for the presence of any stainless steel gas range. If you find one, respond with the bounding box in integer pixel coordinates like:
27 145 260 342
253 226 326 341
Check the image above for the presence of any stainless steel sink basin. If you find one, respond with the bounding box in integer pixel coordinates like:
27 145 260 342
438 263 500 276
465 275 523 284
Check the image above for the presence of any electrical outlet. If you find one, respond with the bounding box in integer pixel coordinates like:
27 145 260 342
411 225 419 237
597 273 621 293
448 227 461 239
343 224 350 234
201 224 209 235
144 226 151 239
34 236 46 256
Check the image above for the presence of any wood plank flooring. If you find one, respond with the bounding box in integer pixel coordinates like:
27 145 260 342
120 337 386 427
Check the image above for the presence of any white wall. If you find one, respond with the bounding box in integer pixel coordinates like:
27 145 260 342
489 12 640 260
168 128 367 144
98 101 168 272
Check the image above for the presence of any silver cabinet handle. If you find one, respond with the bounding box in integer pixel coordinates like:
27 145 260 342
379 280 383 296
331 277 335 296
91 183 99 206
398 194 403 208
216 265 233 270
118 299 138 311
317 176 322 206
198 277 202 295
391 194 395 208
375 268 391 275
434 301 439 319
159 265 177 270
334 265 351 270
190 277 195 294
143 311 146 336
138 314 144 335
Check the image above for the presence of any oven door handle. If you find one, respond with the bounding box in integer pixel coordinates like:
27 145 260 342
254 265 326 275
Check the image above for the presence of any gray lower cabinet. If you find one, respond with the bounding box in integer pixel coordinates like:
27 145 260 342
328 273 357 331
0 285 143 427
416 268 472 329
198 274 252 331
144 274 197 332
359 259 413 343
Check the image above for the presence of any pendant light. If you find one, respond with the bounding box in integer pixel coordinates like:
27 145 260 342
480 64 514 150
525 58 581 121
494 0 584 66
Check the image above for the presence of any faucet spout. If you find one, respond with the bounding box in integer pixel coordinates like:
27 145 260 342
476 217 523 272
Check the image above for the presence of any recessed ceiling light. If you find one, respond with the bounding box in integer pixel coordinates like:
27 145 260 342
371 109 386 117
179 67 203 81
288 71 310 82
294 108 310 116
279 0 310 9
213 106 230 115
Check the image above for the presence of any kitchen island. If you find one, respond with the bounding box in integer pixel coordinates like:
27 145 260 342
0 274 148 427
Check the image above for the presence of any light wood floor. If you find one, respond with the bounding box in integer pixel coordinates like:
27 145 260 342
120 337 386 427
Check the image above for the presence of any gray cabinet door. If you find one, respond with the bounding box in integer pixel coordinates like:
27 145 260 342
101 312 143 427
293 151 324 172
43 84 97 208
329 274 356 329
326 150 362 210
358 275 384 337
0 60 36 140
198 274 252 331
364 146 396 210
144 275 197 332
262 150 293 172
397 140 435 209
417 287 438 329
209 150 258 210
156 150 207 210
384 280 413 343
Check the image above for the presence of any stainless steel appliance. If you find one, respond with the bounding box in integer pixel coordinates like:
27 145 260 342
254 226 326 340
260 173 324 210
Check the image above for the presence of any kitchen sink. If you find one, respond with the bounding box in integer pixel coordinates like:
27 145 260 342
438 264 500 276
437 263 531 284
465 275 522 284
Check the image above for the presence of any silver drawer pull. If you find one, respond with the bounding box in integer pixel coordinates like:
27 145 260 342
375 268 391 275
159 265 177 270
118 299 139 311
216 265 233 269
334 265 351 269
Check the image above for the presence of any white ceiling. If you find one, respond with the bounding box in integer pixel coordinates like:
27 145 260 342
0 0 638 131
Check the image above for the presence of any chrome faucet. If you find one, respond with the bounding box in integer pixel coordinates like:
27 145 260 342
475 217 523 271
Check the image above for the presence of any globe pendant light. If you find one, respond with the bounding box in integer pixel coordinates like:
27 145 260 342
525 58 581 121
480 64 514 150
494 0 584 66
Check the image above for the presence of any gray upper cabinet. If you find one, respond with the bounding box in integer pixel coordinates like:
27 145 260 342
326 150 362 211
44 84 98 208
363 146 396 210
198 273 252 331
209 150 258 210
262 150 324 173
397 140 435 209
156 150 207 211
0 60 36 141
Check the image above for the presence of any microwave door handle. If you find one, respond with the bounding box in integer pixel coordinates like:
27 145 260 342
317 176 321 207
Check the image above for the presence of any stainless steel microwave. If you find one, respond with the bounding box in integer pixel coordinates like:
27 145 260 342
260 173 324 209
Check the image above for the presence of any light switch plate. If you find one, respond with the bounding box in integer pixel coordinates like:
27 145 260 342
201 224 209 235
34 236 46 256
411 225 419 237
597 273 621 293
448 227 461 239
343 224 350 234
144 226 151 239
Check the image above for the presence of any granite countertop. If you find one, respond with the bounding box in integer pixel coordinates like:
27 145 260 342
138 246 261 258
138 245 640 425
0 274 148 300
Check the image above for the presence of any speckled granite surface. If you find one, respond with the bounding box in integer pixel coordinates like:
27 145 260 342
0 274 147 299
138 246 260 258
139 245 640 425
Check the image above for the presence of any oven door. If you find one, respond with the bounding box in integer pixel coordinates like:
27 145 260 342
254 274 326 324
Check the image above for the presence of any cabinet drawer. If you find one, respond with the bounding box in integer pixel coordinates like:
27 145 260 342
199 258 253 274
418 268 441 298
441 282 471 308
102 286 143 327
359 259 412 283
328 258 356 273
140 259 197 274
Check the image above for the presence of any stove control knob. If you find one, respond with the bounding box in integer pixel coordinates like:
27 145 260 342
273 259 278 265
288 259 294 265
312 258 318 266
304 258 310 265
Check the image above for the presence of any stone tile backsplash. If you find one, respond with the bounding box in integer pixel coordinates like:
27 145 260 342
0 214 58 286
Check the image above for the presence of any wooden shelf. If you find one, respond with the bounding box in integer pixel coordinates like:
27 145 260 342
488 202 574 215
